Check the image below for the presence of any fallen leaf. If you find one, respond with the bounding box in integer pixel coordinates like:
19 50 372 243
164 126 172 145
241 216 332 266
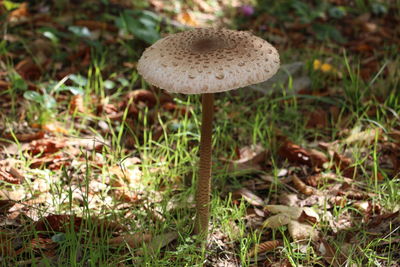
288 220 318 241
232 188 265 206
263 214 291 228
0 200 15 214
226 144 267 174
344 127 380 145
278 140 312 167
264 205 303 219
69 95 86 114
0 161 24 184
306 109 328 129
109 233 152 248
291 175 316 195
15 58 41 81
177 12 199 27
298 208 319 225
142 231 178 254
8 2 29 21
26 138 65 155
75 20 116 31
318 239 347 267
35 214 83 233
2 131 45 142
248 240 281 257
0 188 26 201
333 152 356 178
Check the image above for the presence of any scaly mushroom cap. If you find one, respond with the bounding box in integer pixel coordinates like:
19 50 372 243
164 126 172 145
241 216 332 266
137 28 280 94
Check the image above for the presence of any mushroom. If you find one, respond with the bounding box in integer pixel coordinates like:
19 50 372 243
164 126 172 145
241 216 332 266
137 28 280 237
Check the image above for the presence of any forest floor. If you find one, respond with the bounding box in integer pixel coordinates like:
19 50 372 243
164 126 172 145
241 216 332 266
0 0 399 266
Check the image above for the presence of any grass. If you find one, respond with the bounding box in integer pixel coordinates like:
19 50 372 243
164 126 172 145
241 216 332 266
1 0 399 266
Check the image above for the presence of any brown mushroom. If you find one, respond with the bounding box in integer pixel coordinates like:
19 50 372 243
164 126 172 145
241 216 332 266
137 28 280 237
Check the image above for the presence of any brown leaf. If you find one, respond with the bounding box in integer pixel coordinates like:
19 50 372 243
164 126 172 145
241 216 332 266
74 20 117 31
248 240 281 257
26 138 65 155
0 188 26 201
0 161 24 184
2 131 45 142
263 214 291 228
177 12 199 27
24 237 58 257
291 175 316 195
8 2 29 21
264 205 303 219
344 128 380 145
35 214 83 233
318 239 347 267
162 102 189 116
367 211 399 227
288 220 318 241
333 152 356 178
142 231 178 254
15 58 41 81
328 196 347 208
308 149 328 169
298 210 318 225
306 109 328 129
0 200 15 214
337 189 370 200
127 89 157 108
278 140 312 167
0 81 10 91
232 188 265 206
69 95 86 114
29 154 70 169
109 233 152 248
226 144 266 174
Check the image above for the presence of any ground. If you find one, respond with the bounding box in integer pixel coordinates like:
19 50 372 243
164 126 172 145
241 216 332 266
0 0 399 266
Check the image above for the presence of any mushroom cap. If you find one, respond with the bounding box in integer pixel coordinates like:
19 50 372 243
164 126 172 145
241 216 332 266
137 28 280 94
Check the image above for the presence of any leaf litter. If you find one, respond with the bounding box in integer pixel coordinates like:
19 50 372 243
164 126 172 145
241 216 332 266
0 0 399 266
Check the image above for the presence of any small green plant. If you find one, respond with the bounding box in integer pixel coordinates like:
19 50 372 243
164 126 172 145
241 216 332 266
116 10 161 44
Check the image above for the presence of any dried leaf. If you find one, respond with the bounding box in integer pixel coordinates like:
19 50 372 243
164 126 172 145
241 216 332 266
291 175 316 195
35 215 83 233
298 208 319 225
75 20 116 31
26 138 65 155
263 214 291 228
142 231 178 254
333 152 356 178
318 239 347 267
8 2 29 21
248 240 281 257
69 95 86 114
0 188 25 201
306 109 328 129
109 233 152 248
278 140 312 167
15 58 41 81
264 205 302 219
344 128 380 145
232 188 265 206
177 12 199 27
2 131 45 142
0 200 15 214
226 144 266 174
288 220 318 241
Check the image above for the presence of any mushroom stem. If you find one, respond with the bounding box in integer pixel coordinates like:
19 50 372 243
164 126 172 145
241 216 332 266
194 93 214 236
